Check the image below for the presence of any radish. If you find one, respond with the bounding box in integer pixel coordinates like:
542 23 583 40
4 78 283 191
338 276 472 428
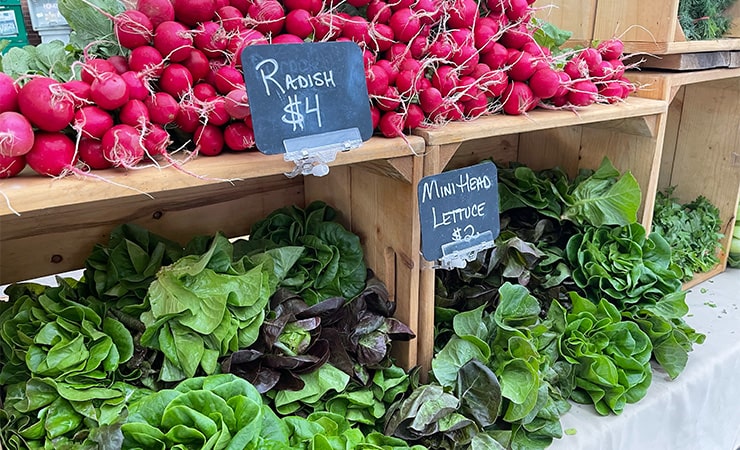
73 106 114 139
507 50 538 82
136 0 175 28
61 80 92 107
431 65 459 97
115 10 153 49
419 86 444 114
78 138 113 170
193 21 229 58
223 122 254 151
567 79 598 106
366 64 390 97
194 82 218 101
146 92 180 125
375 86 401 112
194 124 224 156
378 111 405 137
366 0 392 23
528 67 561 99
408 34 428 59
480 42 508 69
404 103 424 129
0 73 18 113
370 106 381 130
224 88 250 119
311 14 343 41
463 91 490 117
80 58 117 84
341 16 371 44
120 71 150 101
214 66 245 94
182 49 211 82
101 124 147 168
248 0 285 36
500 22 532 50
285 9 313 39
598 80 625 103
375 59 399 85
0 112 34 156
90 72 130 111
107 55 130 74
159 64 194 98
143 124 171 156
128 45 164 77
173 0 216 26
451 43 480 75
154 21 193 62
597 38 624 61
17 77 75 132
389 8 421 43
205 96 230 126
474 22 499 54
119 99 151 128
447 0 478 29
216 6 245 32
0 154 25 178
505 0 531 21
176 105 201 133
272 33 305 44
502 81 537 115
25 132 78 176
283 0 321 14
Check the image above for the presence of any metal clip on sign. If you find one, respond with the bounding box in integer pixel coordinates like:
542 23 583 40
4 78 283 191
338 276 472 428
283 128 363 178
437 230 495 270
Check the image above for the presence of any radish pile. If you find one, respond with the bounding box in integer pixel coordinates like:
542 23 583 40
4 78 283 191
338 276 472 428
0 0 635 178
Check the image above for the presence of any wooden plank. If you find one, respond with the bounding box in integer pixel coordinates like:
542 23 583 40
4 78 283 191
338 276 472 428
533 0 596 42
658 87 686 191
632 52 732 71
593 0 680 45
628 67 740 101
0 176 304 284
728 1 740 39
445 136 519 171
624 38 740 55
413 97 667 146
0 136 425 217
517 127 583 177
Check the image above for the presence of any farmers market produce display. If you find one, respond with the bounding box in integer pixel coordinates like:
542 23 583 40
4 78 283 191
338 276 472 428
0 0 635 177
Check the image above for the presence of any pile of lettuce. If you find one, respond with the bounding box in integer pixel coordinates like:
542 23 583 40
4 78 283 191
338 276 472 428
411 158 705 449
1 202 418 450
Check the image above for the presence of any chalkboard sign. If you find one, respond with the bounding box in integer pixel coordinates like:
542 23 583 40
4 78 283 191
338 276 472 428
241 41 373 156
417 161 500 264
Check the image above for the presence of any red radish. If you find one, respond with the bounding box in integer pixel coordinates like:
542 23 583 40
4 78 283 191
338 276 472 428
378 111 405 137
194 124 224 156
451 43 480 75
173 0 216 26
205 96 230 126
119 99 151 128
107 55 129 74
284 0 321 14
474 22 498 54
0 73 18 113
419 86 444 114
366 64 390 97
609 59 626 79
567 79 598 106
311 14 343 41
78 138 112 170
17 77 75 132
80 58 117 84
370 106 381 130
389 0 414 11
487 0 505 14
528 67 561 99
404 103 424 129
229 0 249 15
25 132 78 176
216 5 245 32
153 21 193 62
285 9 313 39
159 64 193 98
223 122 254 151
341 16 371 44
463 91 490 117
456 75 480 102
121 71 150 101
272 33 304 44
431 65 459 97
407 34 427 59
146 92 180 125
506 0 531 21
128 45 164 75
136 0 175 28
194 83 218 101
224 88 250 119
90 72 130 111
395 70 419 95
480 42 508 69
427 36 453 60
115 10 153 49
375 59 399 85
193 21 229 58
176 105 201 133
507 50 538 82
73 106 115 139
564 57 588 80
143 124 171 156
597 38 624 61
375 86 401 112
101 124 147 168
214 66 245 94
580 47 603 73
415 0 442 24
248 0 285 36
554 71 571 98
481 70 508 97
447 0 478 29
181 49 211 82
598 81 625 103
366 0 392 23
0 112 34 156
389 8 421 43
0 154 25 178
500 22 532 50
61 80 92 107
502 81 537 115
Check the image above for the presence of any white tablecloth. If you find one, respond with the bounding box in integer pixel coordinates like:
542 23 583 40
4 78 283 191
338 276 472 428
550 268 740 450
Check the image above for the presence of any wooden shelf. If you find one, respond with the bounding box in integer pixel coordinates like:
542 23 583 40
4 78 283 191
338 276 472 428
629 67 740 101
624 39 740 56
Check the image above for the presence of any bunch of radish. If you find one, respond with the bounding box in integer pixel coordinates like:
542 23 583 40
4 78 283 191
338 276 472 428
0 0 635 178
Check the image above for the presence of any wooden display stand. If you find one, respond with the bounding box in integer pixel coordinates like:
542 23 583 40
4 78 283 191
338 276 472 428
411 96 669 376
0 136 426 368
629 67 740 289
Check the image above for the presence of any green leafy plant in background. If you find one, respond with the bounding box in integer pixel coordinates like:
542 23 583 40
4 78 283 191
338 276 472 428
679 0 738 40
250 201 368 305
652 187 723 281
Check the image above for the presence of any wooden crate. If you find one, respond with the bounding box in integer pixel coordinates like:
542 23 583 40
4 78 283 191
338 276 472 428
593 0 740 55
0 136 426 368
629 67 740 289
411 96 668 375
533 0 597 47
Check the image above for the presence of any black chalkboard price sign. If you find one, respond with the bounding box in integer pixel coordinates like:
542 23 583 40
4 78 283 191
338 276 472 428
417 161 500 268
241 41 373 157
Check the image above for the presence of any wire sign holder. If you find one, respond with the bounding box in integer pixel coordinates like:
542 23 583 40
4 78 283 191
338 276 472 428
241 41 373 177
417 161 500 270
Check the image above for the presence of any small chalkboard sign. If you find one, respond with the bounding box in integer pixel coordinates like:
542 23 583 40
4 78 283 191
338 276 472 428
241 41 373 160
417 161 500 268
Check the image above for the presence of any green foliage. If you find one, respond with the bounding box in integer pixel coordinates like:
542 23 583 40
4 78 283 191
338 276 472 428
651 187 723 281
679 0 738 40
